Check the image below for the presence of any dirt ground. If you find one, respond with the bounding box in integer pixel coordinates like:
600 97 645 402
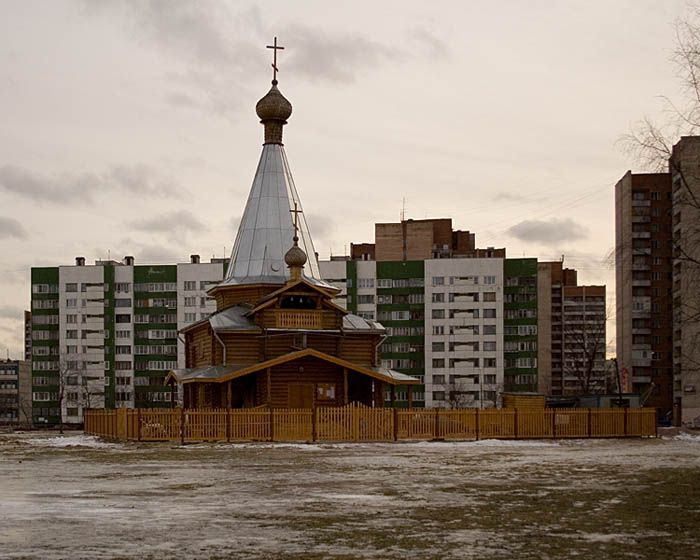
1 430 699 559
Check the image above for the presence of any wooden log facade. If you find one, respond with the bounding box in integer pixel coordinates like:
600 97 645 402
168 277 418 410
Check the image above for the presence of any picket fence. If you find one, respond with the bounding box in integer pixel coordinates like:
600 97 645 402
84 404 657 443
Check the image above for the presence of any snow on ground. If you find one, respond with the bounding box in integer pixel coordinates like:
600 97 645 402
0 431 699 559
22 434 119 449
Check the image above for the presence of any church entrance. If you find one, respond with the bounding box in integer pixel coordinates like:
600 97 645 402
288 383 314 408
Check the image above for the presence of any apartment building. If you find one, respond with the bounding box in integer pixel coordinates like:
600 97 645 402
24 310 32 361
30 255 225 424
614 136 700 425
320 257 507 408
0 359 31 425
669 137 700 425
538 262 607 397
614 171 674 416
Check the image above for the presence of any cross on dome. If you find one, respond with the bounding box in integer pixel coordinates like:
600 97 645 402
266 36 285 84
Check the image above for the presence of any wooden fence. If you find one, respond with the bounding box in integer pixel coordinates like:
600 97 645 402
84 405 657 443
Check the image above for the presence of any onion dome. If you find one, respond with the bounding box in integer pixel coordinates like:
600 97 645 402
256 82 292 144
285 243 307 268
285 233 307 282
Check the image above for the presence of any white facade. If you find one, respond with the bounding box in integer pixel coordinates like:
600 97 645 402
35 258 225 422
319 257 505 409
57 264 107 423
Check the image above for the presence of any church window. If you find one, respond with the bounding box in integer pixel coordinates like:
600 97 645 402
316 383 335 401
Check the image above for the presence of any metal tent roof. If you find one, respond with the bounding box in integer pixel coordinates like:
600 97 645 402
218 143 333 290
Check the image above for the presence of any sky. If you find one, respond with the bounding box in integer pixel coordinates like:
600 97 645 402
0 0 693 358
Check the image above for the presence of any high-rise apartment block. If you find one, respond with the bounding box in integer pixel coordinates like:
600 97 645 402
30 255 226 425
615 172 674 416
616 136 700 425
322 218 606 408
539 262 607 397
670 137 700 424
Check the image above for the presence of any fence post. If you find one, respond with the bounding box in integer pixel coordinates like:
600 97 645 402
552 409 557 438
137 408 141 442
226 408 231 443
180 407 185 445
393 408 398 441
312 405 317 442
475 409 479 441
269 408 275 442
513 408 519 439
353 403 359 441
434 408 440 439
587 408 592 438
623 407 628 437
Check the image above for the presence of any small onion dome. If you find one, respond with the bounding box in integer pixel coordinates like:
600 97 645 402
285 242 307 269
256 82 292 122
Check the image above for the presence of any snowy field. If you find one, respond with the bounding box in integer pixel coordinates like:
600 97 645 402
1 431 699 559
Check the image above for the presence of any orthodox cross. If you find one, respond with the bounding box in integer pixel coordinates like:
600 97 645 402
290 202 302 235
266 36 285 82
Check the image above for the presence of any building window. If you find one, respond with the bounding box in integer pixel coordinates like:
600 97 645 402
432 277 444 286
183 281 196 291
432 391 445 401
432 342 445 352
433 375 445 384
432 358 445 368
483 308 497 318
116 314 131 324
483 276 496 284
357 295 374 304
432 292 444 303
65 283 78 292
433 326 444 335
432 309 445 319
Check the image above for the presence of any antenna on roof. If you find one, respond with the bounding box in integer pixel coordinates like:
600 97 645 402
400 197 406 221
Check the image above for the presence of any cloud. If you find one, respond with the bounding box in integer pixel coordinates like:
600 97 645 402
306 213 335 239
109 164 183 198
285 24 402 83
0 164 185 205
0 165 99 204
129 210 206 233
507 218 589 244
411 28 450 59
135 245 182 264
0 304 23 321
0 216 28 239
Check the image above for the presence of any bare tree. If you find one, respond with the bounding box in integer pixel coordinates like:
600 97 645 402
621 8 700 415
561 308 608 396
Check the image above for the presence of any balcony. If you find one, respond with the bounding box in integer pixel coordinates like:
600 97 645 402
632 231 651 239
631 215 651 223
275 310 322 329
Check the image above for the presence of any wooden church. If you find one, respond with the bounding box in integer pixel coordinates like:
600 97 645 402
164 54 418 409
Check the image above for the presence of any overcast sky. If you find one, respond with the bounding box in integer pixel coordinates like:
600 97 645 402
0 0 692 358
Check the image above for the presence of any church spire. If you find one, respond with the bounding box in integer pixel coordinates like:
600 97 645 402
217 38 333 291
